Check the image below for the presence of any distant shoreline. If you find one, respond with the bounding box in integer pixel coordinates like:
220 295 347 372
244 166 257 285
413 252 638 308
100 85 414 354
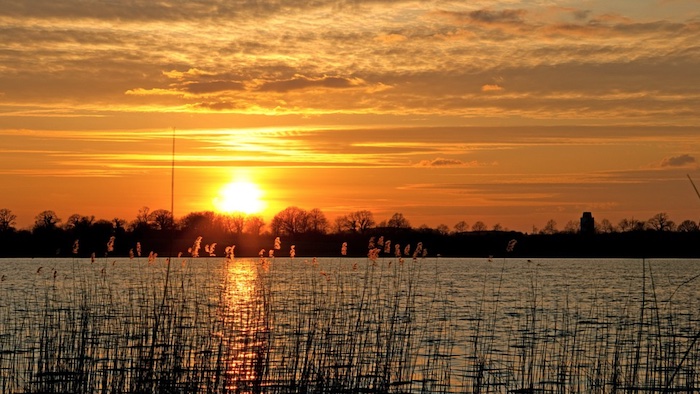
2 229 699 259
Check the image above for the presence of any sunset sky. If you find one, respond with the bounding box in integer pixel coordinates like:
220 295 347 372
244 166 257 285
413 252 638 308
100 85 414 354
2 0 700 232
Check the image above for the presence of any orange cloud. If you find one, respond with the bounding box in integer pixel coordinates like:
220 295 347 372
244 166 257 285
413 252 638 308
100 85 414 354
257 75 365 93
182 81 245 94
375 33 408 43
481 84 504 92
416 158 480 168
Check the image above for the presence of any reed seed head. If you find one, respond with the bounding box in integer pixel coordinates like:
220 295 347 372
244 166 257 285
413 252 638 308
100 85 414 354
190 236 203 257
412 242 423 259
225 245 236 260
107 236 115 253
506 239 517 252
368 247 380 261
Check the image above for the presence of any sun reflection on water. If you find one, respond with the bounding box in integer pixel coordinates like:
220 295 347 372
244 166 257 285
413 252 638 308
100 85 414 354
218 259 269 392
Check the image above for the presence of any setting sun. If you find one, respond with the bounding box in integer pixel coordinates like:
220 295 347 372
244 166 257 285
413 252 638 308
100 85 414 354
213 180 265 215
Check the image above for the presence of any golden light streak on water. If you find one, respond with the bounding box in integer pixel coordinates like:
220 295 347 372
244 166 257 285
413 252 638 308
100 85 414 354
218 259 269 391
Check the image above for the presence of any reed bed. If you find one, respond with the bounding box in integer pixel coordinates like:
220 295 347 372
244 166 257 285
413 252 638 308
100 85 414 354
1 255 699 393
0 255 452 394
449 259 700 394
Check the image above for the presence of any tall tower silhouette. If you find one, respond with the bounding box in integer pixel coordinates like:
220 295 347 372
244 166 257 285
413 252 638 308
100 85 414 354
580 212 595 234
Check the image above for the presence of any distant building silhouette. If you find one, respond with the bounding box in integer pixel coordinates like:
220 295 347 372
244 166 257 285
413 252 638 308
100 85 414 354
580 212 595 234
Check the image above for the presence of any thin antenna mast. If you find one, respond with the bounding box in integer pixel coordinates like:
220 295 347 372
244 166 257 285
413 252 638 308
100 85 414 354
688 174 700 201
162 128 176 307
170 128 176 228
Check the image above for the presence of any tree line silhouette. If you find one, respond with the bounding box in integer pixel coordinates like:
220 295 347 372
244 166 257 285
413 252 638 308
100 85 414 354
0 207 698 258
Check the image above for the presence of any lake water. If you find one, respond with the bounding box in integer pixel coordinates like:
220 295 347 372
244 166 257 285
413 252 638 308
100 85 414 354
1 256 699 393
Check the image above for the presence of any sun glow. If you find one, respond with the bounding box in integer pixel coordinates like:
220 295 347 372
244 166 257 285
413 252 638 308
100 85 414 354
213 180 265 214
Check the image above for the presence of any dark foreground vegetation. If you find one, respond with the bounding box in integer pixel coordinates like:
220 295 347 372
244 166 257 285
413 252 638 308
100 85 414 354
0 207 699 258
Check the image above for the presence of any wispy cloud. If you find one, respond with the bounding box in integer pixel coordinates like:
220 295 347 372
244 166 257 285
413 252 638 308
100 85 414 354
416 158 482 168
661 154 697 167
183 81 246 94
256 75 365 92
